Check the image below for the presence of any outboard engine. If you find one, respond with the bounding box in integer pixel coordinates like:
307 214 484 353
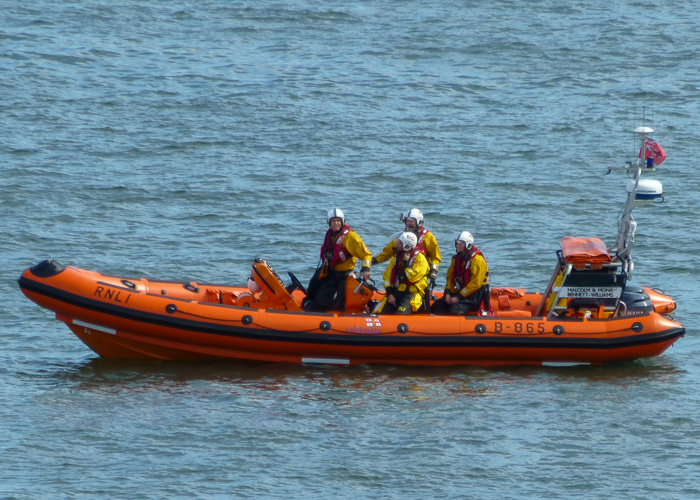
618 286 654 316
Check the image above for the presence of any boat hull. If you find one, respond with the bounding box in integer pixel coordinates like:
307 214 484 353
18 262 685 366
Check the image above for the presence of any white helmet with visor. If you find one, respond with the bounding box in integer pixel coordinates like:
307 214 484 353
398 232 418 251
401 208 424 227
327 208 345 225
455 231 474 248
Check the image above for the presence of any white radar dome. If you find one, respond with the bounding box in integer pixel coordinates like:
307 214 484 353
627 179 663 205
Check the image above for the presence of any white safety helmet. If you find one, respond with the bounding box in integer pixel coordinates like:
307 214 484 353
401 208 424 227
455 231 474 248
247 276 262 294
398 232 418 251
327 208 345 225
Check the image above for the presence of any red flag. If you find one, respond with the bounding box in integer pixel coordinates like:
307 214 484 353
639 138 667 165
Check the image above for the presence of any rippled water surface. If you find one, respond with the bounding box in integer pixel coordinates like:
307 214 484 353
2 1 699 498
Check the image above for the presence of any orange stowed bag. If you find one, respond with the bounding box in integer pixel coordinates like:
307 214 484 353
560 237 612 270
206 289 245 306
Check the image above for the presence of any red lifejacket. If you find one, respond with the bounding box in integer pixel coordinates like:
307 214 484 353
320 224 352 267
414 226 429 258
390 248 422 288
451 246 484 290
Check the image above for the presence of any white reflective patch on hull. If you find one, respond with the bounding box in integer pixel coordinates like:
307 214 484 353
301 357 351 365
73 319 117 335
542 362 591 367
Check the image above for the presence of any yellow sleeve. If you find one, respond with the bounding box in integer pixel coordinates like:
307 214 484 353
424 232 442 270
461 254 489 298
344 231 372 269
375 239 398 264
405 253 429 292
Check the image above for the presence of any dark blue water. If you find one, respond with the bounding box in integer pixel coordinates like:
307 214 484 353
2 1 699 498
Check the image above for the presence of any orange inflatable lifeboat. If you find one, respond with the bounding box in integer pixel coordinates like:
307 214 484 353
17 248 683 366
16 126 685 366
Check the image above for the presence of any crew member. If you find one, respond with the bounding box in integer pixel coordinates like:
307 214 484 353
304 208 372 312
374 232 429 315
432 231 490 315
372 208 441 286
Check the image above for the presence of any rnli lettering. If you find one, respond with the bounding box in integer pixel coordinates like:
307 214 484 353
94 286 131 304
494 322 545 334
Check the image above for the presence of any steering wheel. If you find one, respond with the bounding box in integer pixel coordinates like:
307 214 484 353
361 277 377 291
287 272 308 295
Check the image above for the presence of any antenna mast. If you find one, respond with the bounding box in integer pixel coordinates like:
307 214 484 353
608 114 664 279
